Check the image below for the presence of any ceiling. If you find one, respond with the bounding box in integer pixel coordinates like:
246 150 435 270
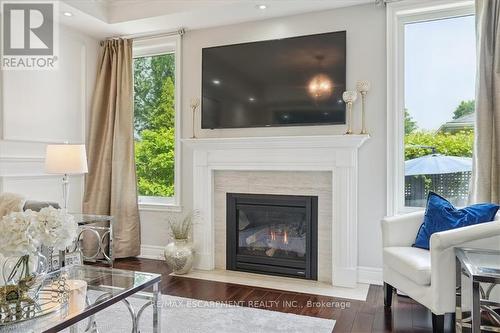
60 0 374 38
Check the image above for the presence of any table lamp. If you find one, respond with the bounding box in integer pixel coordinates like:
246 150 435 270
45 144 88 210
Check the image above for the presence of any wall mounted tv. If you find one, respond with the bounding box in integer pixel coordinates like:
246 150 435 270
201 31 346 129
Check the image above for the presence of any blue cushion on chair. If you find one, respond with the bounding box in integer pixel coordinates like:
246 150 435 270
414 192 499 250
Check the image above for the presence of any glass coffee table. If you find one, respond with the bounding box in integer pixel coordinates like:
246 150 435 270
0 265 161 333
455 247 500 332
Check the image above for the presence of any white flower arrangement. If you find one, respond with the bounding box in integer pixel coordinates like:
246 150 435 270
0 207 78 258
35 206 78 251
0 211 39 257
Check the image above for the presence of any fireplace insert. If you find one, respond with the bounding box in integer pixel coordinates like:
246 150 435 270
226 193 318 279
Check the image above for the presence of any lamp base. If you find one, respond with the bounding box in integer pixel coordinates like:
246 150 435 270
62 174 70 211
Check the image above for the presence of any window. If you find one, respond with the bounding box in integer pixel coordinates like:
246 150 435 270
133 36 181 209
387 1 475 214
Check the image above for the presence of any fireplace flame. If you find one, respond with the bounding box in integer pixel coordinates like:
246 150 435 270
269 229 289 245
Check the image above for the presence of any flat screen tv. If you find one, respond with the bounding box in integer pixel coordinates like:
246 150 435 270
201 31 346 129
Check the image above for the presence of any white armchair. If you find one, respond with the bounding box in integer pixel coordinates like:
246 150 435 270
381 211 500 332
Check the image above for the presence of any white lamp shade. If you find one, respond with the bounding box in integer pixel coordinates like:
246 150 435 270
45 144 88 175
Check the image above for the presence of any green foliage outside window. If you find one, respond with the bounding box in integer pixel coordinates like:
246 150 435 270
404 100 474 161
404 109 418 134
134 54 176 197
405 130 474 160
452 100 475 120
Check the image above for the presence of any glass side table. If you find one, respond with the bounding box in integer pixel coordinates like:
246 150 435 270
455 247 500 332
70 213 114 266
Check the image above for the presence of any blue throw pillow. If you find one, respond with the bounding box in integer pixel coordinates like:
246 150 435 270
414 192 499 250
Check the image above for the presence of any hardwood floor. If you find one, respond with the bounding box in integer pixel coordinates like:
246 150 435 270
113 257 447 333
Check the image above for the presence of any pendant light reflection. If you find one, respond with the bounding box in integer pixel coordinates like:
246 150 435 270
308 74 333 100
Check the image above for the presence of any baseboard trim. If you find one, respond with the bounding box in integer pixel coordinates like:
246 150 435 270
139 245 164 260
358 266 383 285
138 246 383 286
332 267 358 288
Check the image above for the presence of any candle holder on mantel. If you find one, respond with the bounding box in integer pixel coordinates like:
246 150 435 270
356 80 371 135
342 91 358 135
190 97 201 139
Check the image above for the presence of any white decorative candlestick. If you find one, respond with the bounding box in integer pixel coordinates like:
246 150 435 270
356 80 371 135
190 97 201 139
342 91 358 135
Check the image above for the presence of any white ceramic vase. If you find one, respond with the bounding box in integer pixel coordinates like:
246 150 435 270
164 239 194 275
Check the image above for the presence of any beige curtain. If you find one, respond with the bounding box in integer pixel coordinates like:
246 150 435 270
470 0 500 203
83 39 140 258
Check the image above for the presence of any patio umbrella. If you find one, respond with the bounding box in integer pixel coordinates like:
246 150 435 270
405 154 472 176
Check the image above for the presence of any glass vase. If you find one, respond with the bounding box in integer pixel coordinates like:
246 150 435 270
1 251 48 296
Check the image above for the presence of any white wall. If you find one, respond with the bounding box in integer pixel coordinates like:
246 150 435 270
0 24 99 211
140 3 387 276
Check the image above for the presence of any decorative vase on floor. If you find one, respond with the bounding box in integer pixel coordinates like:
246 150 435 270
164 239 194 275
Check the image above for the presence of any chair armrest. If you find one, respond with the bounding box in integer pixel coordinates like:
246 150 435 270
381 211 424 247
429 221 500 314
431 220 500 252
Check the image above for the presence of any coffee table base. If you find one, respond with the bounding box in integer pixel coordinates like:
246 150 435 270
70 281 161 333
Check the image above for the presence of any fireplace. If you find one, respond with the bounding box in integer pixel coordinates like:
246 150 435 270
185 135 368 287
226 193 318 280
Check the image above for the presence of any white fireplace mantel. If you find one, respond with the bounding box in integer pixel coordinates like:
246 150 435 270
182 134 369 288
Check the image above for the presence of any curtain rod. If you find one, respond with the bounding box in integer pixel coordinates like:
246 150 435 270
375 0 403 5
107 28 185 41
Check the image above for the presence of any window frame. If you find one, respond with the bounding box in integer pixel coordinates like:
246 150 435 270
132 35 182 212
386 0 475 216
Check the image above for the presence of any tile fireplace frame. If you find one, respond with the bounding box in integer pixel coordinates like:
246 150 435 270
183 134 369 288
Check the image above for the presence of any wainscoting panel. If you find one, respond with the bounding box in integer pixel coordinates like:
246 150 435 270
1 31 87 143
0 156 45 176
0 175 83 212
0 25 96 215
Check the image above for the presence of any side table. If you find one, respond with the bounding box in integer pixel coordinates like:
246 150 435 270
70 213 114 266
455 247 500 332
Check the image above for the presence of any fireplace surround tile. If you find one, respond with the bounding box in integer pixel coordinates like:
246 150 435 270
214 171 332 283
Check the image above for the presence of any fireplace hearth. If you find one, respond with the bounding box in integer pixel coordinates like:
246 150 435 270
226 193 318 280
